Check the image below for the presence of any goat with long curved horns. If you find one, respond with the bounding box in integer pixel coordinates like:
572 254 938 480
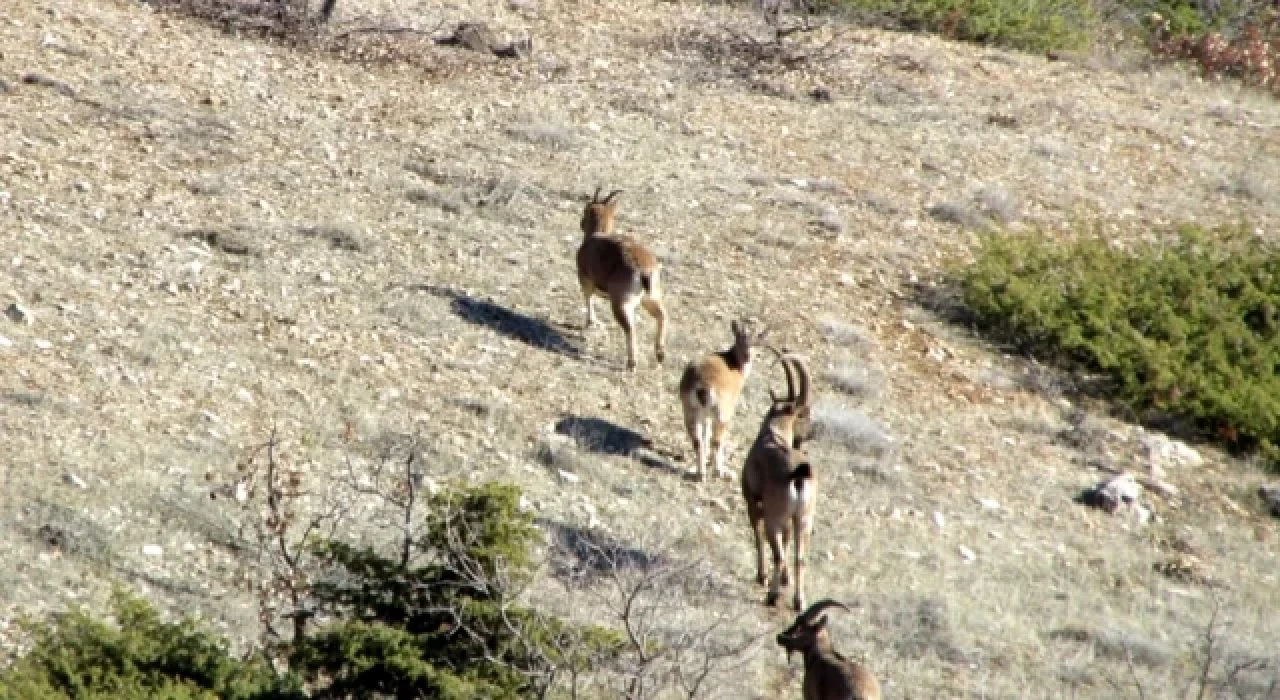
741 347 817 611
776 599 881 700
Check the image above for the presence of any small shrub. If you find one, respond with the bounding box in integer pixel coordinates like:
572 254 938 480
820 0 1095 52
1151 8 1280 95
812 399 892 455
928 202 992 230
959 226 1280 466
0 590 300 700
293 482 623 699
820 318 875 349
1 480 623 700
825 363 882 399
506 123 578 150
978 185 1020 224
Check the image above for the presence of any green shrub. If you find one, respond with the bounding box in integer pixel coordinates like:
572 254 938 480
0 482 623 699
811 0 1094 51
958 226 1280 466
292 482 623 699
0 590 301 700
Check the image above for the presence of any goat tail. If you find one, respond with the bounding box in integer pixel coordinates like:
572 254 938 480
694 386 711 407
640 268 661 297
789 462 813 486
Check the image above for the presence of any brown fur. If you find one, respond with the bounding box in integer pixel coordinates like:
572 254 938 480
742 350 817 611
576 187 667 371
777 600 882 700
678 320 762 481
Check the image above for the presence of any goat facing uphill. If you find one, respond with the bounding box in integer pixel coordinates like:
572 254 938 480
678 320 765 481
741 348 817 611
776 600 881 700
576 186 668 371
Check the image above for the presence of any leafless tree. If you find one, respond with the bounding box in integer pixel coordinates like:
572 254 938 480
207 427 347 666
550 527 766 699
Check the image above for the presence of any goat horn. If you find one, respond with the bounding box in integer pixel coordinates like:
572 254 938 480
800 599 850 623
604 189 623 204
592 185 603 203
790 355 811 408
763 345 795 403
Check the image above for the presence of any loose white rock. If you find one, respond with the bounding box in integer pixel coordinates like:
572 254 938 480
959 545 976 561
63 472 88 489
557 469 580 484
1142 433 1203 468
142 544 164 558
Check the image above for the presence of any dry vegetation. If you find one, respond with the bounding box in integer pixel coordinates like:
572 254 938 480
2 0 1280 696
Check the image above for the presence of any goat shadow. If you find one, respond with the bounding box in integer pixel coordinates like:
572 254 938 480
413 284 582 359
554 415 682 474
539 519 669 585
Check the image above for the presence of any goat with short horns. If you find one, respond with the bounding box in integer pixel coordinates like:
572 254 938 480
576 186 668 371
741 349 817 611
776 599 881 700
678 320 766 481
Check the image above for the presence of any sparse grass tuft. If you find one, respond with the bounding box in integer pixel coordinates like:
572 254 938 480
532 438 590 475
959 226 1280 468
819 318 875 350
978 185 1020 224
1221 170 1274 203
825 363 882 399
928 201 992 230
1050 624 1173 668
507 123 579 150
812 399 892 455
407 187 465 214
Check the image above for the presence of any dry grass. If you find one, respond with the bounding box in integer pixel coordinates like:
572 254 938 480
1 0 1279 696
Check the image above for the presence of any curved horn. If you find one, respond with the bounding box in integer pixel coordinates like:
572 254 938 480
799 599 850 623
763 345 796 403
603 189 623 204
789 355 811 408
592 185 603 203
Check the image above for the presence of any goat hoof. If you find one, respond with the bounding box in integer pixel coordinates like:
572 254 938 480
779 570 790 586
756 574 768 586
655 350 665 363
764 591 780 607
793 596 805 612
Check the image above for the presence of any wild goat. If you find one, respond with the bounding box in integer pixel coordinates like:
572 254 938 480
776 600 881 700
678 320 765 481
741 349 817 611
576 186 667 371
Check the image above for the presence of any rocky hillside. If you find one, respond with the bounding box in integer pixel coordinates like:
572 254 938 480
2 0 1278 696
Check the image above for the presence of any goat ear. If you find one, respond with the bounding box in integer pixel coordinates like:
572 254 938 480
815 614 829 630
